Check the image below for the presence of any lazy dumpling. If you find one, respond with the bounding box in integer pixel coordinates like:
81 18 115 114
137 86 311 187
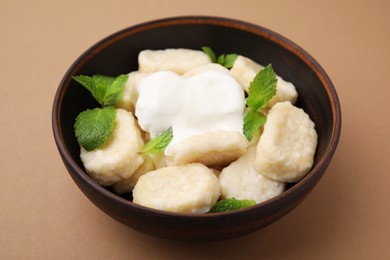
133 163 221 213
165 130 248 167
138 48 211 75
219 146 285 204
111 155 155 194
254 101 318 182
116 71 149 113
80 109 144 186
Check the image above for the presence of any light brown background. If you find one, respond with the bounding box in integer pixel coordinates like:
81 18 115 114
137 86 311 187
1 0 389 259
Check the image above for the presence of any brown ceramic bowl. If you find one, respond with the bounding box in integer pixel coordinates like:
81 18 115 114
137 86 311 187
52 16 341 241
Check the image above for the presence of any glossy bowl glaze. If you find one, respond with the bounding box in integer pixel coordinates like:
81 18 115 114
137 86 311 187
52 16 341 241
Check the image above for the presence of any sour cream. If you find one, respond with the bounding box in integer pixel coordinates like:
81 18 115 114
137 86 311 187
135 70 245 149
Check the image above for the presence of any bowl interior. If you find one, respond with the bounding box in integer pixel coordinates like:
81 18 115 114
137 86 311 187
53 16 340 240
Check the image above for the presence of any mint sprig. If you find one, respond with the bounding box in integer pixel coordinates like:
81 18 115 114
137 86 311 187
73 74 128 107
209 198 256 213
243 64 277 141
201 46 238 69
74 106 116 151
73 73 128 151
140 127 173 155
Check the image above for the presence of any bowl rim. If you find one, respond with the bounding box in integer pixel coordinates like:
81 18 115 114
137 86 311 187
52 15 342 218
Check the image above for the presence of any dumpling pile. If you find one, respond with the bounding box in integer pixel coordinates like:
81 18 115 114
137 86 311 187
79 48 318 213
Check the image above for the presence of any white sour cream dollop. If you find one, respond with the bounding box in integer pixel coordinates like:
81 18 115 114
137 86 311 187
135 70 245 150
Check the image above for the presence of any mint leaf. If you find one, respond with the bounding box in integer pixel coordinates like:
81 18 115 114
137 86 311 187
73 75 105 104
141 127 173 155
202 46 238 69
246 64 277 110
201 46 217 63
102 74 128 106
243 108 266 141
217 53 238 69
73 74 128 107
91 74 115 105
74 106 116 151
217 54 226 66
209 198 256 213
92 74 115 86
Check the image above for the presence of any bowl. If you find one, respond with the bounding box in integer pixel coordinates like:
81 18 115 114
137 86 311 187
52 16 341 241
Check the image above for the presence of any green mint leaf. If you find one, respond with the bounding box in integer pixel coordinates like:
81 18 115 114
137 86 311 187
202 46 238 69
217 54 225 66
91 74 115 105
92 74 116 86
102 74 128 106
209 198 256 213
217 53 238 69
246 64 277 110
201 46 217 63
141 127 173 155
243 108 266 141
74 106 116 151
73 74 128 106
223 54 238 68
73 75 105 105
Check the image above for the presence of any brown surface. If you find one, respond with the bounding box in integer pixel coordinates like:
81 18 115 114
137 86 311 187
1 0 389 259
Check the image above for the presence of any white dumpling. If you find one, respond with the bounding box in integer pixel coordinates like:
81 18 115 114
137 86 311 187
133 163 221 213
254 101 318 182
219 147 285 204
165 130 248 167
116 71 149 113
267 79 298 107
138 48 211 75
80 109 144 186
230 55 262 93
111 155 155 194
230 55 298 107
